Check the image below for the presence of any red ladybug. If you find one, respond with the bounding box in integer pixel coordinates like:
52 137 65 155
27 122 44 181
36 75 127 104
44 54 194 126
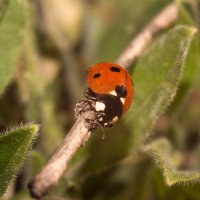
75 62 134 129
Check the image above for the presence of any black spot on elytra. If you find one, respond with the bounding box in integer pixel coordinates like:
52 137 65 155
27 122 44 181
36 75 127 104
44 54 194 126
93 73 101 78
115 85 127 97
110 66 121 72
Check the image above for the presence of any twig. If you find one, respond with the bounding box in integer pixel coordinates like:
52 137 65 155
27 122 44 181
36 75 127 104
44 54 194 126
116 3 178 67
28 2 178 199
28 111 95 198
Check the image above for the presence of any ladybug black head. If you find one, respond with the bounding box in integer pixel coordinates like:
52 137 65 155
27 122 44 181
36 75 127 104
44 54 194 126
115 85 127 98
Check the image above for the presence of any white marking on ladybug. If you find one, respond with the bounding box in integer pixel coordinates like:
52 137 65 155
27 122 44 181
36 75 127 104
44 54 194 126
95 101 105 111
104 122 108 126
112 116 118 123
109 90 117 96
99 117 103 121
120 97 125 105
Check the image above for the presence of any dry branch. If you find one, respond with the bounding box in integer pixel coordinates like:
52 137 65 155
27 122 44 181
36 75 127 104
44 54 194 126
28 111 95 198
29 2 178 198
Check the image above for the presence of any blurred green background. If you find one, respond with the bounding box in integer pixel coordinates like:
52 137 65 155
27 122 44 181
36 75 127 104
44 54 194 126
0 0 200 199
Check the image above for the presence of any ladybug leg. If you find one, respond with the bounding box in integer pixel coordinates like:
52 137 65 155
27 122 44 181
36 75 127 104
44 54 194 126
75 88 116 130
75 88 101 130
96 111 106 122
105 121 113 128
84 88 97 102
75 88 98 118
95 111 115 128
74 100 92 119
75 100 101 131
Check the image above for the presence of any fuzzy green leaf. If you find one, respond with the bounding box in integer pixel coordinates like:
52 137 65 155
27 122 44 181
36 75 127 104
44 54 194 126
0 124 39 197
146 138 200 186
126 25 197 147
0 0 25 95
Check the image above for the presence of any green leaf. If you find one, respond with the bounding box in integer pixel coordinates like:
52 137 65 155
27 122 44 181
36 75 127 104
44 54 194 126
176 1 195 26
145 138 200 186
126 25 197 147
0 124 39 197
0 0 25 95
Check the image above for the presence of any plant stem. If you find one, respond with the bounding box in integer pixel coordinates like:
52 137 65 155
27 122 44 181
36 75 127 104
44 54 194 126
28 111 94 198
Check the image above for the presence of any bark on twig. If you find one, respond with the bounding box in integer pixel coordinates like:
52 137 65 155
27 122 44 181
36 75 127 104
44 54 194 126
28 3 178 199
28 111 95 198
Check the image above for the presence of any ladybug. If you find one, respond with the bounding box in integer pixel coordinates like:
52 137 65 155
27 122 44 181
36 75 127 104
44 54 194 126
75 62 134 130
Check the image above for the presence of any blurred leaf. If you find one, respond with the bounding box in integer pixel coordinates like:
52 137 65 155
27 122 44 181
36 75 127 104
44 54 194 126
126 25 197 148
0 124 39 196
30 150 45 177
96 0 171 62
0 0 9 21
11 189 34 200
176 1 195 26
0 0 25 95
146 138 200 186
